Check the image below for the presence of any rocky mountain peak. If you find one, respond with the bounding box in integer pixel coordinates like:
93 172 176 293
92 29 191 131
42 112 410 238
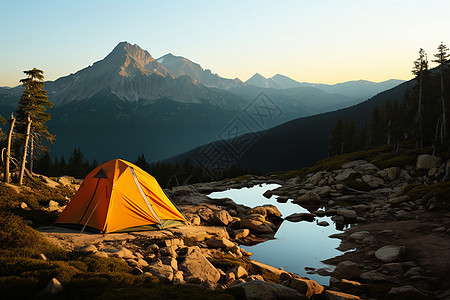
102 41 172 78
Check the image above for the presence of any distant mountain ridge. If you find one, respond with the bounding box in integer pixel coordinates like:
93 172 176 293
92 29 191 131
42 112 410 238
157 53 244 90
245 73 405 100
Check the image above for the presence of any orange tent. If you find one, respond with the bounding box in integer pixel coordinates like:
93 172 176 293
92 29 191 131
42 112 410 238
55 159 187 234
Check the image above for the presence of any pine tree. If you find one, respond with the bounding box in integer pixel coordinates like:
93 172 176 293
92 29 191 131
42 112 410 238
329 119 344 156
432 42 449 144
371 106 384 146
412 48 428 148
16 68 54 183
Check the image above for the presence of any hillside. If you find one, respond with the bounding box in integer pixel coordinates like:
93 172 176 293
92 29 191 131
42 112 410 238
168 81 409 172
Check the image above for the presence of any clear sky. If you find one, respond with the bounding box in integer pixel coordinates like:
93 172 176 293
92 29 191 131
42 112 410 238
1 0 449 87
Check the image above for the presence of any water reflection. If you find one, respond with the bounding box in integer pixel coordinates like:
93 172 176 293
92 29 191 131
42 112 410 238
209 183 344 285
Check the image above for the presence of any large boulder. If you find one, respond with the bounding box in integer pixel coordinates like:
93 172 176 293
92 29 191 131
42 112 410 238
416 154 442 170
384 167 400 181
228 280 305 300
331 261 361 279
211 210 233 226
247 206 267 217
287 277 324 298
179 249 220 284
206 238 235 249
262 205 282 218
337 208 357 220
335 169 354 181
341 160 368 169
147 259 174 281
361 175 384 188
240 215 276 234
293 192 321 204
375 245 405 263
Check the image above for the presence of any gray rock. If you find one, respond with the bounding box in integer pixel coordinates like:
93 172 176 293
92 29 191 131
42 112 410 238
48 200 60 212
20 202 30 210
172 270 185 285
43 278 63 294
147 259 174 281
206 238 235 249
385 167 400 181
211 210 233 226
159 246 177 257
240 215 276 234
262 205 282 217
341 160 368 169
335 169 355 181
247 206 267 217
233 228 250 239
389 195 410 204
293 191 321 204
375 245 405 263
287 277 324 298
160 256 178 271
263 190 273 198
179 249 220 284
285 213 316 222
349 231 371 242
389 285 423 295
36 253 47 260
79 244 97 253
317 221 330 227
362 175 385 188
331 261 361 279
228 265 248 279
382 263 404 275
360 270 390 281
337 208 357 219
417 154 442 170
228 280 305 300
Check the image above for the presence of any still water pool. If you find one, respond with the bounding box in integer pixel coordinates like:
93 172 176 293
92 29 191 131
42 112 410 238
209 183 344 285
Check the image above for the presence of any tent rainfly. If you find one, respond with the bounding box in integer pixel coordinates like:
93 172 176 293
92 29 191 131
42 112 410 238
55 159 187 234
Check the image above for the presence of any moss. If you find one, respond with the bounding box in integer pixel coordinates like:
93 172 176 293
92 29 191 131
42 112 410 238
406 181 450 208
209 256 251 273
0 276 39 299
371 153 416 169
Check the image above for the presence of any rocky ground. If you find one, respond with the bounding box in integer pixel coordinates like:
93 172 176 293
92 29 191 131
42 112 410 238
36 154 450 299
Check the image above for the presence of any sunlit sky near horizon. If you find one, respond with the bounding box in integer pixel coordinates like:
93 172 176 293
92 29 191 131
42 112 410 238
1 0 449 87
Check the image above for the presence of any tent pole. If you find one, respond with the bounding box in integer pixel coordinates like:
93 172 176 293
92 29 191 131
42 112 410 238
80 188 106 233
129 167 162 225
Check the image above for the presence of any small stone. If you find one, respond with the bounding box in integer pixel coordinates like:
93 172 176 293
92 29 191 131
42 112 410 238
375 245 405 263
233 228 250 239
36 253 47 261
43 278 63 294
331 261 361 279
317 221 329 227
20 202 30 210
79 244 97 253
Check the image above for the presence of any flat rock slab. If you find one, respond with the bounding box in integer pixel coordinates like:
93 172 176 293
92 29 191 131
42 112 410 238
37 226 137 250
229 280 306 300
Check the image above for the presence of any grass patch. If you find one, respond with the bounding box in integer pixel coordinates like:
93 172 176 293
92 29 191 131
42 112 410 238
406 181 450 208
